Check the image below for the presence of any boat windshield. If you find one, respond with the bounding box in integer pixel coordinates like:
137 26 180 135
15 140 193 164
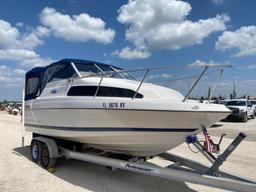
111 66 135 80
75 63 101 76
96 65 123 78
226 101 246 106
74 63 134 80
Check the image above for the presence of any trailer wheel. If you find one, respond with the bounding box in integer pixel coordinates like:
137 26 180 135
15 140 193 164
41 144 56 169
31 140 41 163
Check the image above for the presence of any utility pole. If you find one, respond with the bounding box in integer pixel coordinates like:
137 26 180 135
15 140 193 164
233 81 236 99
207 86 211 100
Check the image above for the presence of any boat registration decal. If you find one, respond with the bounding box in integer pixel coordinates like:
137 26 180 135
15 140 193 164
102 102 125 109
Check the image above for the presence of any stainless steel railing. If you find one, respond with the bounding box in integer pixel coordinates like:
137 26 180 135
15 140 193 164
71 63 231 101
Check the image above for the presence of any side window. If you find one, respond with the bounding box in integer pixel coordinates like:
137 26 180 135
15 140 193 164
25 77 40 99
50 65 77 82
67 86 143 98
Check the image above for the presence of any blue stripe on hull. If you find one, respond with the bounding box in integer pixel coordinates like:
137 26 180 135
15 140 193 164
25 124 198 132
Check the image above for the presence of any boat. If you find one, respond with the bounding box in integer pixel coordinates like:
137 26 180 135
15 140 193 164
24 59 230 156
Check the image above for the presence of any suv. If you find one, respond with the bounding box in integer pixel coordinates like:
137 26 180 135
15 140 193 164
225 99 255 122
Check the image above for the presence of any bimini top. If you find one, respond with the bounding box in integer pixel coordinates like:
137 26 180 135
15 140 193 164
26 58 122 79
26 58 113 76
51 58 113 68
25 58 122 100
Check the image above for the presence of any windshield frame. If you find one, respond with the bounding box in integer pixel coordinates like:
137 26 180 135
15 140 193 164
73 62 135 80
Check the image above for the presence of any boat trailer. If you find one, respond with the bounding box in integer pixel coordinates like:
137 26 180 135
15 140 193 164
28 130 256 192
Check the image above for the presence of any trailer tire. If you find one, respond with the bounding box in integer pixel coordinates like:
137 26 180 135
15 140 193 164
41 144 56 169
31 140 42 163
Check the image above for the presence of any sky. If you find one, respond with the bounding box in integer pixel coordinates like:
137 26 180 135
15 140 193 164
1 0 256 100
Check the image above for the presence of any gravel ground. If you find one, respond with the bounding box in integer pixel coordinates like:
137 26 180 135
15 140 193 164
209 119 256 141
0 111 255 192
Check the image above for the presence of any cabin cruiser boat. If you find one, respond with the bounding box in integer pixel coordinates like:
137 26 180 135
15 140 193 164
24 59 230 156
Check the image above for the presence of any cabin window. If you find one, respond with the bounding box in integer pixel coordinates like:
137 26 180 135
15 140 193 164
67 86 143 98
25 77 40 99
49 64 77 82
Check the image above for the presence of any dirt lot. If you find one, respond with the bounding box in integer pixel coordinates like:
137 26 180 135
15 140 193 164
0 111 255 192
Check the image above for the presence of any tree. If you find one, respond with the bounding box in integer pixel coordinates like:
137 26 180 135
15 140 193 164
200 96 205 101
218 95 224 100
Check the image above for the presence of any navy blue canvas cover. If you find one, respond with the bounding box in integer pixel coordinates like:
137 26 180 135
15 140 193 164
25 59 114 100
25 67 46 100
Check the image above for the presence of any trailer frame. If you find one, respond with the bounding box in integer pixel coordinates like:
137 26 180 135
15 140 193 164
29 132 256 192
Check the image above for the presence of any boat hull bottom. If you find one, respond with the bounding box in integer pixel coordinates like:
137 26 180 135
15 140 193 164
28 127 195 156
59 132 190 156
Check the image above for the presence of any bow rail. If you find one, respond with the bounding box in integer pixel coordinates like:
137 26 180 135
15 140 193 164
70 62 232 101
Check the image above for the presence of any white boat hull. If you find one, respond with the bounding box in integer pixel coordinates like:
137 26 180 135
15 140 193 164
25 108 229 156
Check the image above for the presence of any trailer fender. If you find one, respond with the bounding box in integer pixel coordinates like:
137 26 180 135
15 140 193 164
32 137 59 158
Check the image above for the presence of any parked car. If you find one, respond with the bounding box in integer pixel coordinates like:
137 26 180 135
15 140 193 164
249 100 256 115
11 108 19 116
225 99 255 122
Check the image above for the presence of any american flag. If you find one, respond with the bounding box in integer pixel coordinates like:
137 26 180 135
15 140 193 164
202 125 215 152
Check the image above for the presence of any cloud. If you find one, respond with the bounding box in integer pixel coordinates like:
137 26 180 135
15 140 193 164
147 73 173 80
116 0 229 59
216 26 256 57
0 49 53 67
0 49 37 60
20 26 50 49
246 64 256 69
0 20 20 48
189 60 223 67
0 6 116 55
40 7 115 44
16 22 24 27
0 20 50 49
0 65 25 86
0 19 53 67
0 50 52 95
0 19 52 68
111 47 151 59
212 0 224 5
0 7 116 69
0 65 25 76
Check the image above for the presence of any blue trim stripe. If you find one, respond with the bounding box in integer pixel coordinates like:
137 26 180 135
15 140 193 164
25 124 198 132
